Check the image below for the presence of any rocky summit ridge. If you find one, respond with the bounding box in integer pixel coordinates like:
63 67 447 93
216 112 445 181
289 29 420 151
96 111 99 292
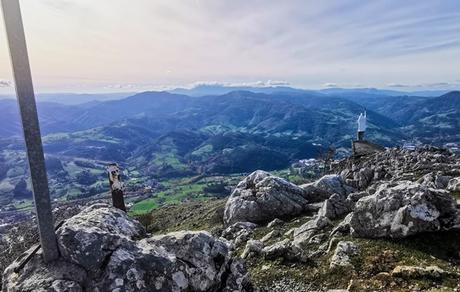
3 146 460 291
3 204 253 292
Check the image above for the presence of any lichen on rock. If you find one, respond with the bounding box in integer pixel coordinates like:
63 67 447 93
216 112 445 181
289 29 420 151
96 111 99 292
2 204 254 292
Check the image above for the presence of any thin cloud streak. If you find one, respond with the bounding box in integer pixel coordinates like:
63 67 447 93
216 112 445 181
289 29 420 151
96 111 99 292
0 0 459 93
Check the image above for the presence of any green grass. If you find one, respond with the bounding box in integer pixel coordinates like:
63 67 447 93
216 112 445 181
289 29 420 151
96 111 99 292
270 169 311 185
63 162 82 177
452 190 460 200
191 144 213 156
129 179 207 215
130 198 159 215
152 152 187 170
13 199 33 210
128 175 239 216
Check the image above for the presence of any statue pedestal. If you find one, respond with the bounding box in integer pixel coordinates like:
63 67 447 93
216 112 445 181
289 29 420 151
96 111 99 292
352 140 385 157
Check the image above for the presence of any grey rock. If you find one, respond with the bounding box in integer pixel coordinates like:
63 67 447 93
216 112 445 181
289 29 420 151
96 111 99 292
51 280 82 292
223 170 311 225
304 202 324 212
262 239 292 260
391 265 448 279
3 249 88 292
267 218 284 228
95 231 236 291
418 172 451 189
293 215 332 248
261 229 281 243
318 194 350 220
330 241 359 269
448 177 460 192
349 181 458 238
56 203 145 273
3 205 253 292
346 191 369 207
308 233 327 244
299 182 332 202
330 213 352 237
241 240 264 259
313 174 354 197
222 221 257 246
353 167 374 189
435 174 451 189
418 172 437 188
284 228 296 238
222 259 254 292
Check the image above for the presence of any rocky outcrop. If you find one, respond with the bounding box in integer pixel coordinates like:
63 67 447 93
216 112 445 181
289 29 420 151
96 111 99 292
418 172 451 189
241 240 264 259
353 167 374 189
223 170 312 225
391 265 449 279
293 215 332 248
267 218 284 228
346 191 369 209
3 204 253 292
329 241 359 269
337 146 460 191
349 181 458 238
221 221 258 246
312 174 354 198
299 183 331 203
448 177 460 192
57 203 145 273
318 194 350 220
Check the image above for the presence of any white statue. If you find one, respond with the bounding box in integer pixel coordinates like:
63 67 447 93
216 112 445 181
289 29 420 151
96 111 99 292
357 112 366 140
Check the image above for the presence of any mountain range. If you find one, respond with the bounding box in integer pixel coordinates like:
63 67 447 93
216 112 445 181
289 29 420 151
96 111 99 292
0 87 459 204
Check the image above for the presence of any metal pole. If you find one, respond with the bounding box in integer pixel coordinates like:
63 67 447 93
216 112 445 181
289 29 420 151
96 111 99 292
1 0 59 262
107 163 126 211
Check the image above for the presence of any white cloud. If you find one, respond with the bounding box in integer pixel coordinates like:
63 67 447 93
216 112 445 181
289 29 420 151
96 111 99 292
387 81 460 89
265 80 289 86
188 80 290 88
323 83 338 88
1 1 459 92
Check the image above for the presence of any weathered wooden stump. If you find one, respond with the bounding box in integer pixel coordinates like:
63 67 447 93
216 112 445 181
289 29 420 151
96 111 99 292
107 163 126 211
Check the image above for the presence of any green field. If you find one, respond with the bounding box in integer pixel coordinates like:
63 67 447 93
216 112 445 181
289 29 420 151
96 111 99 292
129 178 207 215
129 174 246 216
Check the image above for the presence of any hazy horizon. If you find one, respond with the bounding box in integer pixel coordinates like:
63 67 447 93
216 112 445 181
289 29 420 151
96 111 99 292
1 0 460 94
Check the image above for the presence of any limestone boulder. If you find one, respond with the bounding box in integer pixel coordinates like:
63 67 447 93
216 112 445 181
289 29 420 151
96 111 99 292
241 240 264 259
299 182 331 203
293 215 332 248
448 177 460 192
3 204 254 292
223 170 311 225
57 203 145 273
313 174 354 197
318 193 351 220
349 181 458 238
329 241 359 269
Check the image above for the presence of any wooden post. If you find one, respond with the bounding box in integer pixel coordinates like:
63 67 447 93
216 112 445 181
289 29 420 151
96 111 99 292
1 0 59 262
107 163 126 211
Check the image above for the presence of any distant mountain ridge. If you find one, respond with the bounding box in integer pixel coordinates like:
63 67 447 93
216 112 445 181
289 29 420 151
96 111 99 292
0 88 459 203
1 89 458 144
169 84 449 97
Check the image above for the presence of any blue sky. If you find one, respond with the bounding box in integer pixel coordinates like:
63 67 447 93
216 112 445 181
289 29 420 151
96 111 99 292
1 0 460 93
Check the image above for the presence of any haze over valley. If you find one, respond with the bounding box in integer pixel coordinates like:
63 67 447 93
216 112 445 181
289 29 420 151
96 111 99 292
0 85 459 210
